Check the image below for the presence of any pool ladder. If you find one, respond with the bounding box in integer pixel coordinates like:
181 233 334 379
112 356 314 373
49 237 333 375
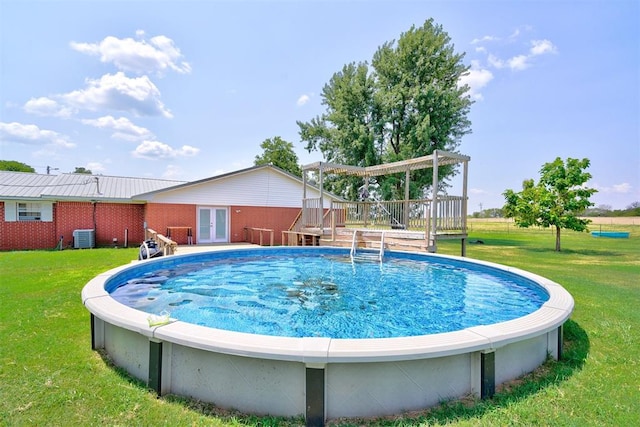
350 230 385 262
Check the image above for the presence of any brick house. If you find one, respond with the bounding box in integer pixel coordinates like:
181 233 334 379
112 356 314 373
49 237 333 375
0 165 334 251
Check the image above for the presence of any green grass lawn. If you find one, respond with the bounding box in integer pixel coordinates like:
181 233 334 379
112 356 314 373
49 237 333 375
1 222 638 426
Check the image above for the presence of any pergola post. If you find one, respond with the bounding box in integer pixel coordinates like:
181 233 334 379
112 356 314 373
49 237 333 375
318 164 324 229
303 169 307 199
461 160 468 256
429 151 439 252
404 169 410 228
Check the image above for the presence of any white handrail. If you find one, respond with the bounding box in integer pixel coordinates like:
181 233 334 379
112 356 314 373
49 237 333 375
379 231 385 262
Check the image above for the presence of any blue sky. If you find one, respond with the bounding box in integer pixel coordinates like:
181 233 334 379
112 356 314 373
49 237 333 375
1 0 638 211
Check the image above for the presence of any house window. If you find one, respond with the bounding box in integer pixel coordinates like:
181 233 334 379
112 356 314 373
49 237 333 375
18 202 42 221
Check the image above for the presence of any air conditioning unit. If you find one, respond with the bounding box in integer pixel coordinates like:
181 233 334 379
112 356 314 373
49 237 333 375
73 229 95 249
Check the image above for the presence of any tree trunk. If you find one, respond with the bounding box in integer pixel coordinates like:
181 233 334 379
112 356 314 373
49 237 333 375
555 226 561 252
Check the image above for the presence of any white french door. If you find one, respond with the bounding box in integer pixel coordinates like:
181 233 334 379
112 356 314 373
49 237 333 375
197 207 228 243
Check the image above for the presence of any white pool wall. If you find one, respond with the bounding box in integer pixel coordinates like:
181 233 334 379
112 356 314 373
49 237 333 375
83 247 573 420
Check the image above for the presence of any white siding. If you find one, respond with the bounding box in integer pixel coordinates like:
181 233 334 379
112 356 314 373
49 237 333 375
41 202 53 222
144 168 332 208
4 201 16 221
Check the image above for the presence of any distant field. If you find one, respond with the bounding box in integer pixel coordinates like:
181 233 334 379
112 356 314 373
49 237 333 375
468 217 639 234
470 216 639 225
582 216 639 225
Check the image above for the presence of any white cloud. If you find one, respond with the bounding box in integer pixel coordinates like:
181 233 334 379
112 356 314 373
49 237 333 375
86 162 107 174
61 72 172 118
81 115 154 141
0 121 75 148
593 182 633 194
470 188 490 195
473 28 557 73
297 94 310 106
23 97 75 118
471 35 498 45
179 145 200 156
612 183 632 193
508 28 521 40
458 60 493 101
487 54 505 69
162 164 183 179
70 31 191 76
507 55 530 71
530 39 557 56
132 140 200 159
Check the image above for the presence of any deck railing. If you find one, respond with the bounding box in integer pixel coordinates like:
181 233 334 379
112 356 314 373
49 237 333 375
432 196 466 232
329 196 466 232
302 198 324 228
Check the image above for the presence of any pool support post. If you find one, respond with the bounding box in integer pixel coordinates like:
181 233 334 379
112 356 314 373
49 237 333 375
90 313 96 350
148 340 163 395
557 324 564 360
305 365 325 427
90 313 104 350
481 350 496 399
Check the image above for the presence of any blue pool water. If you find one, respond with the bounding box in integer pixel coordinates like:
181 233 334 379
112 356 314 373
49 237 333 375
108 248 549 339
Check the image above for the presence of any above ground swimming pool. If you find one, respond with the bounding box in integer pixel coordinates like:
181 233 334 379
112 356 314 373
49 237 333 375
109 249 549 339
82 246 574 426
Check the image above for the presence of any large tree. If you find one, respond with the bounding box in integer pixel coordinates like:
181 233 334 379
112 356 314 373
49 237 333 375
298 18 472 200
254 136 302 176
503 157 597 251
0 160 35 172
298 62 378 199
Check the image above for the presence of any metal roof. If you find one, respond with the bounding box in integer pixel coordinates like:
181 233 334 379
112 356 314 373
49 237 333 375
0 171 185 201
302 150 470 177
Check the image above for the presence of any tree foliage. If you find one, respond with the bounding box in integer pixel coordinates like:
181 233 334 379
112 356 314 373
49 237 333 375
73 167 92 174
297 18 472 200
254 136 301 176
503 157 597 251
0 160 35 172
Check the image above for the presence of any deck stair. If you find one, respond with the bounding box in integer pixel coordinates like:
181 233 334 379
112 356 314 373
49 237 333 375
323 227 428 252
350 230 385 262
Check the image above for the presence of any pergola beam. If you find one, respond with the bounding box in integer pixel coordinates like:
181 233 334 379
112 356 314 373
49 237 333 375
302 150 470 178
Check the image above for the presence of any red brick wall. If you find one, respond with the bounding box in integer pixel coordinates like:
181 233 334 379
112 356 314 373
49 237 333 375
95 203 146 247
144 203 197 245
1 200 303 250
145 203 300 245
54 202 146 248
55 202 94 248
0 201 146 251
0 202 57 250
231 205 300 245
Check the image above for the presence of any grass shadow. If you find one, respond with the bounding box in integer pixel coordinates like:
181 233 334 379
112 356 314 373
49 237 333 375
464 235 629 258
521 246 626 257
466 237 527 247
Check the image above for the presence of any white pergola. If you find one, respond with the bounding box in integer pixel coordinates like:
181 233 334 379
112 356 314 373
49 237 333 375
301 150 471 253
